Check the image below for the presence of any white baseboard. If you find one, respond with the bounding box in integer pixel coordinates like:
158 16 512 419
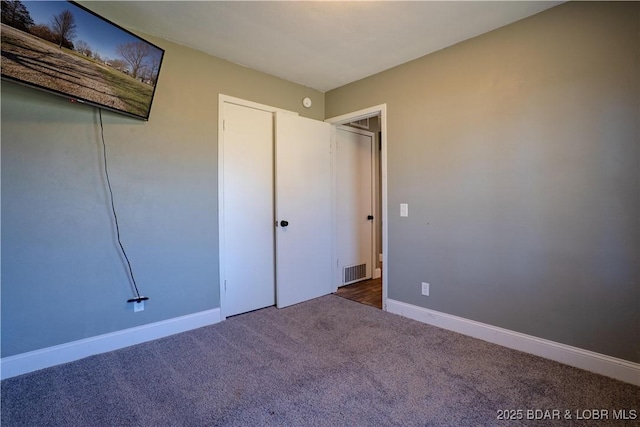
373 268 382 279
386 299 639 386
1 308 221 380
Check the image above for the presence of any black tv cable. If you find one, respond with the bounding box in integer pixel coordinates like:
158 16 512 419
99 109 149 304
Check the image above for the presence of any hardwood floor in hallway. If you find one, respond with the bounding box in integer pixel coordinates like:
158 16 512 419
334 277 382 309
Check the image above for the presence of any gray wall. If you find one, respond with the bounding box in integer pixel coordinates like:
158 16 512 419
1 34 323 357
326 2 639 362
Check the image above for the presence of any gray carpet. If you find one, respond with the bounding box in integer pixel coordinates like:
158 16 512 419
1 295 638 426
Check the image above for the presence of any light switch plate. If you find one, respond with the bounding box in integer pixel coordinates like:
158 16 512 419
422 282 430 296
400 203 408 217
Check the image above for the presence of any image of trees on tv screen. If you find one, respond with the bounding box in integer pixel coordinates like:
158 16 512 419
1 1 164 119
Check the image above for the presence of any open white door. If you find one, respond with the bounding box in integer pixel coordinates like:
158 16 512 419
336 126 374 286
275 112 332 308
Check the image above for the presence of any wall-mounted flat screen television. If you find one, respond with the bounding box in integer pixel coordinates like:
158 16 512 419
1 1 164 120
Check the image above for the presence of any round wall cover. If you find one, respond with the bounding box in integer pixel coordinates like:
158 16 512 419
302 97 312 108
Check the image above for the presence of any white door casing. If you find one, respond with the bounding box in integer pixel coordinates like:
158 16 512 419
325 104 388 310
336 126 375 286
275 112 333 308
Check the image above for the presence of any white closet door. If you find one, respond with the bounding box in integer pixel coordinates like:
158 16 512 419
275 112 332 308
222 103 275 317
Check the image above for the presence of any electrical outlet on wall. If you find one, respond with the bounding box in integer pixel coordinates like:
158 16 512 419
133 300 144 312
421 282 430 296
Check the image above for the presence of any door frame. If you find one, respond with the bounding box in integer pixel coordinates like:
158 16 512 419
326 104 388 310
218 94 297 319
219 96 388 315
335 125 377 287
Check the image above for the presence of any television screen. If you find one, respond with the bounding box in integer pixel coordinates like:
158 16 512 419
1 1 164 120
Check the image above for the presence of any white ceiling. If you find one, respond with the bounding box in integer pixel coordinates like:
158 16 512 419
80 1 562 93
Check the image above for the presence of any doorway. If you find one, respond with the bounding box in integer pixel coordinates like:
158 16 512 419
335 125 377 286
326 105 388 311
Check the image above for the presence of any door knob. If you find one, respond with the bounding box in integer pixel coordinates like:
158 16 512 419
367 215 374 220
280 220 289 227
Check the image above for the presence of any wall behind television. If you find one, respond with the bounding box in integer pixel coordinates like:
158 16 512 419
1 33 324 358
